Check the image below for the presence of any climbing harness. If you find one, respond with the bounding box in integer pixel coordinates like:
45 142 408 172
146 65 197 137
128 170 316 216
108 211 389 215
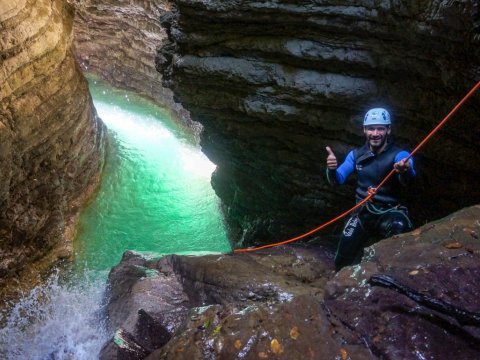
365 202 414 231
234 81 480 253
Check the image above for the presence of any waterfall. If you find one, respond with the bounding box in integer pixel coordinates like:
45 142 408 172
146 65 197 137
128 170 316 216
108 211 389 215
0 270 109 359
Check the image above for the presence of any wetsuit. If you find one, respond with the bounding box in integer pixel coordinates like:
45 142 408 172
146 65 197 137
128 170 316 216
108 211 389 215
327 142 415 270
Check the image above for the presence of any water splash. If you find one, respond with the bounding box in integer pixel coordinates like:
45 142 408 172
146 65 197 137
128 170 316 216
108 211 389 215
0 270 109 360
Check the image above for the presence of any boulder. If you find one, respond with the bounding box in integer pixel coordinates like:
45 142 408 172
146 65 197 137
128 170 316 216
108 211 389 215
100 205 480 359
325 204 480 359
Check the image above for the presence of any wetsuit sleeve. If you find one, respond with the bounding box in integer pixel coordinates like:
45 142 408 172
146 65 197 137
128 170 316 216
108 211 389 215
395 151 416 176
326 150 355 185
395 151 415 185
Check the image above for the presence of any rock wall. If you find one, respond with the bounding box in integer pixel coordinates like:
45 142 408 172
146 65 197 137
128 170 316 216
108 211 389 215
72 0 194 130
0 0 105 299
159 0 480 247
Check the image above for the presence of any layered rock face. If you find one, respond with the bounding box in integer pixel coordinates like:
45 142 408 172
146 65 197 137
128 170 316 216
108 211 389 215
159 0 480 247
0 0 105 299
100 205 480 359
72 0 192 129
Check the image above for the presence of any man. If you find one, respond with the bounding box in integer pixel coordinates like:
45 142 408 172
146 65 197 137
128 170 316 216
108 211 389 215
325 108 415 271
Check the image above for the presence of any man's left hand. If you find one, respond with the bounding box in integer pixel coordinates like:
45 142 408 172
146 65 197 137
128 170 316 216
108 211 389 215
394 159 410 174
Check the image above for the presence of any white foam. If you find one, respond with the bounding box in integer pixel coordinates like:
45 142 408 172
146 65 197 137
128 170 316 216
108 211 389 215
0 270 109 360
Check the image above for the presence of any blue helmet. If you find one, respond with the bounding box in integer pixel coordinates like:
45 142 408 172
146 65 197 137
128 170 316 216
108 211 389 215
363 108 391 126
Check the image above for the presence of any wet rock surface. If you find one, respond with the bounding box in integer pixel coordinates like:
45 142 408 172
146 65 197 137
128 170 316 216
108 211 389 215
325 204 480 359
101 205 480 359
0 0 105 300
100 245 342 359
159 0 480 246
72 0 194 131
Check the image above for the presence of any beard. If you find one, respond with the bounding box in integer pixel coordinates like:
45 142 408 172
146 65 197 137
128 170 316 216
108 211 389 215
368 134 388 151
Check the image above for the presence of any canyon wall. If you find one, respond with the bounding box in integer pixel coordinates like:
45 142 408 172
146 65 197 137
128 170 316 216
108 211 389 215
159 0 480 247
72 0 192 129
0 0 105 299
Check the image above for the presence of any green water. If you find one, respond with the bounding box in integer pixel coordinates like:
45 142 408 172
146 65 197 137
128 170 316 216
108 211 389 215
73 79 231 272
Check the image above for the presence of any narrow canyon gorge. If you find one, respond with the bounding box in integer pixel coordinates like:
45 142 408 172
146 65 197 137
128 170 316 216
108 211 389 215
1 0 480 359
72 0 193 130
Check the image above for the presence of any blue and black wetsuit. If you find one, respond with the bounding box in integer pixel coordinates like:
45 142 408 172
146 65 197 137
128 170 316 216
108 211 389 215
327 142 415 270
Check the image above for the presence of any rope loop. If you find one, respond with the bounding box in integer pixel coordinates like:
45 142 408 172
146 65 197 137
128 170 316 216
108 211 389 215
367 186 377 198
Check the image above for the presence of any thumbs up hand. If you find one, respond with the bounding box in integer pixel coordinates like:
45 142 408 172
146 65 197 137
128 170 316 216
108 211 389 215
326 146 337 170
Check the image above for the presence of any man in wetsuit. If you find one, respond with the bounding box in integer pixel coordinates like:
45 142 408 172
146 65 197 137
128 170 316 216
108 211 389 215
325 108 415 271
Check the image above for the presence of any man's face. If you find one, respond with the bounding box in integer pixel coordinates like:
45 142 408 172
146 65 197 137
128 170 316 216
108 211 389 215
364 125 390 150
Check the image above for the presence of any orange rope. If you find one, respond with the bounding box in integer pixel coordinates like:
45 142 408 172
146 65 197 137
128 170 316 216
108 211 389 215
234 81 480 253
